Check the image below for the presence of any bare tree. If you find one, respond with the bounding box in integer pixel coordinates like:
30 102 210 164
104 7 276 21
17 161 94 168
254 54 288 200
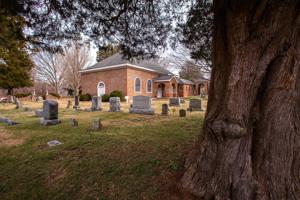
34 52 66 95
63 42 92 96
162 44 211 79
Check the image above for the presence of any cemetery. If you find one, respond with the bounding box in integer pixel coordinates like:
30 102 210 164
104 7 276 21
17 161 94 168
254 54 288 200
0 96 206 199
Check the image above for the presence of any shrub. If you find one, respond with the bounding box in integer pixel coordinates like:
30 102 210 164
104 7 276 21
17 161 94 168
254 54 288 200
49 92 60 98
110 90 125 102
101 94 110 102
15 93 31 98
79 93 92 101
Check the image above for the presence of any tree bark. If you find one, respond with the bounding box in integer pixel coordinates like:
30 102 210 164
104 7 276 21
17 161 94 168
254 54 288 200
181 0 300 199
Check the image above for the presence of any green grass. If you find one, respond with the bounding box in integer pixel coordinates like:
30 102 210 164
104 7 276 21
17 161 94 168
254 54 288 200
0 99 204 200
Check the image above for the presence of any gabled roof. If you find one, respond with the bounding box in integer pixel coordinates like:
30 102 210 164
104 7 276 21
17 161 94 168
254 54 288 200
81 53 171 74
153 75 195 85
153 74 176 82
178 78 195 85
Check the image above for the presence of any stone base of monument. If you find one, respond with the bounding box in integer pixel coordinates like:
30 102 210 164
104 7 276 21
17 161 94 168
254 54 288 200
129 108 155 115
35 109 43 117
84 107 102 112
73 106 80 110
187 107 204 112
0 117 19 126
40 118 61 126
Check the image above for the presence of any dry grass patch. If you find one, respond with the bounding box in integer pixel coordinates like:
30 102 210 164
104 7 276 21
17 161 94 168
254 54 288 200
0 127 24 147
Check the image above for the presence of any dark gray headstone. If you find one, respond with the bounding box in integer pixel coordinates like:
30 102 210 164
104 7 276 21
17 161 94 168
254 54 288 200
92 96 102 111
73 96 80 109
92 119 103 131
129 95 154 115
169 98 181 107
179 109 186 117
109 97 121 112
41 100 61 126
188 99 203 111
43 100 58 120
161 104 169 116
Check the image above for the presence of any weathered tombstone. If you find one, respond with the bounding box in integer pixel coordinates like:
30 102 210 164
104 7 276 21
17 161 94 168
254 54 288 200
109 97 121 112
40 100 61 126
0 117 18 126
47 140 62 147
169 97 181 107
161 104 169 116
188 99 203 111
179 109 186 117
129 95 154 115
92 119 103 131
92 96 102 111
66 100 72 109
15 98 22 109
70 118 78 127
73 95 80 109
8 96 15 103
35 109 43 117
37 96 43 102
23 107 33 112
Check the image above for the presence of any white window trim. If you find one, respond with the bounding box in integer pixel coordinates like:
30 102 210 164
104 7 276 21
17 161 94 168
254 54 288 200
146 79 152 93
97 81 105 96
134 77 141 93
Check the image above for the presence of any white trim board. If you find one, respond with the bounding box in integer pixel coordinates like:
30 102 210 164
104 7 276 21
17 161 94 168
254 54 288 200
80 63 161 74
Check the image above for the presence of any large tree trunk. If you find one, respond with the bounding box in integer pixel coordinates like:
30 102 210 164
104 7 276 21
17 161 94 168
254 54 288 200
181 0 300 199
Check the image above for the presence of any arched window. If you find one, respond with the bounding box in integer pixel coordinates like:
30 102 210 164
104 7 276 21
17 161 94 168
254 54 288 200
97 81 105 96
135 77 141 93
147 80 152 93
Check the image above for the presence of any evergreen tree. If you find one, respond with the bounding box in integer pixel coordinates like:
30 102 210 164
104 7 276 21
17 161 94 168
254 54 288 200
0 10 33 94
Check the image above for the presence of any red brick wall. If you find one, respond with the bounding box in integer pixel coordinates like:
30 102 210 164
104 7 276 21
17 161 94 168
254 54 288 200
178 84 195 97
126 67 159 98
81 67 127 96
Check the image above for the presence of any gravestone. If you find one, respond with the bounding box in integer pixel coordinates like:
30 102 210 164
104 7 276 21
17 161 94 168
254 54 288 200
70 118 78 127
188 99 203 111
92 96 102 111
0 117 18 126
40 100 61 126
66 100 72 109
179 109 186 117
73 96 80 109
37 96 43 102
47 140 62 147
92 119 103 131
8 96 15 103
129 95 154 115
15 98 22 109
109 97 121 112
161 104 169 116
23 107 33 112
169 97 181 107
35 109 43 117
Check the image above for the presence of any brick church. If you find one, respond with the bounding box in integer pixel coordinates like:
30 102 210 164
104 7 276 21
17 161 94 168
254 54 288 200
80 53 209 100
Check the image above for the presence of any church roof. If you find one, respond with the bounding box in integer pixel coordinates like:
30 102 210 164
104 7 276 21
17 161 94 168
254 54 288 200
81 53 171 74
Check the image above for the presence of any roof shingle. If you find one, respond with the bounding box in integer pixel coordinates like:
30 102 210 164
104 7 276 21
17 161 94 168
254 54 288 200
83 53 171 74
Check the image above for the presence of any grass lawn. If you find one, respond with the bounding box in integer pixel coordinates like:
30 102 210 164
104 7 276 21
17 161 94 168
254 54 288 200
0 98 205 200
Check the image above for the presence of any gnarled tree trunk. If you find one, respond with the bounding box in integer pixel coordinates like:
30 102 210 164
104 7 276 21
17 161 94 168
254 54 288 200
181 0 300 199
